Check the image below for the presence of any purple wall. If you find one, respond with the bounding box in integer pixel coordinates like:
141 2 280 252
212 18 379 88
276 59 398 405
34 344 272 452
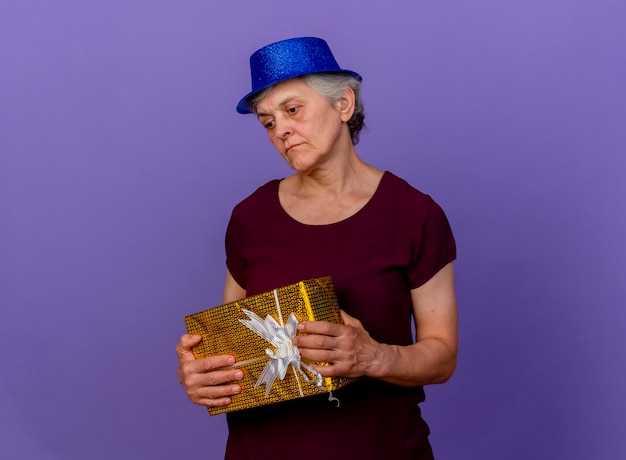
1 1 624 458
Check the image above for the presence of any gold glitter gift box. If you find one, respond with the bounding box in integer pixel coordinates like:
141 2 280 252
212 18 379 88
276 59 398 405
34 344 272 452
184 276 354 416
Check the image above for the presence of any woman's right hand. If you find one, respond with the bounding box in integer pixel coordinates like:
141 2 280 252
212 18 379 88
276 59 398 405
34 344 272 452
176 333 244 408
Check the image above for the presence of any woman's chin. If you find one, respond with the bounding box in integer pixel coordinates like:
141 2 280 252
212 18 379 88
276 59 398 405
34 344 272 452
286 157 316 174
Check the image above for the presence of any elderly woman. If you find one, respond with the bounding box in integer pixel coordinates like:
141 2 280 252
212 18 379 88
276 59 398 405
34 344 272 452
176 37 457 460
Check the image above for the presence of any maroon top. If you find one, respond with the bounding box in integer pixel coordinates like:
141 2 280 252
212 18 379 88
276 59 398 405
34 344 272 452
224 171 456 460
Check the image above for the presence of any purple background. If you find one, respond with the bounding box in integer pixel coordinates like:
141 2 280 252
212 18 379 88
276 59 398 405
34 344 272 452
1 1 624 459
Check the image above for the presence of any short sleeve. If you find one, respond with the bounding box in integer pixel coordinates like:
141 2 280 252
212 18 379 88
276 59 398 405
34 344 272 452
225 208 248 290
406 197 456 289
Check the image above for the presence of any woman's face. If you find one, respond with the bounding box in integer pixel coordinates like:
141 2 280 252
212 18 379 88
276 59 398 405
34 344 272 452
255 78 352 174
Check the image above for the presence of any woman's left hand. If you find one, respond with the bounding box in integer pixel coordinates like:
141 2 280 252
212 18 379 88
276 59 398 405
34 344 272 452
292 263 458 386
291 310 384 379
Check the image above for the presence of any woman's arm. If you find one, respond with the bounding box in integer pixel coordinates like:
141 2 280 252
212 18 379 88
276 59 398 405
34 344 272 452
175 269 247 407
221 269 247 304
293 262 458 386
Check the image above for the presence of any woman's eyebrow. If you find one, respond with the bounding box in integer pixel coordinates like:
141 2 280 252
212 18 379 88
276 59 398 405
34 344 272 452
256 95 299 118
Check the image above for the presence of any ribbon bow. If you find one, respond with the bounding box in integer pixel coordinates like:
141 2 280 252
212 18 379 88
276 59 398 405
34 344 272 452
239 289 337 403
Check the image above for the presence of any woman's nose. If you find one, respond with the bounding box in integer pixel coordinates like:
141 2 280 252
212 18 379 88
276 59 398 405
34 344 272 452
275 117 292 139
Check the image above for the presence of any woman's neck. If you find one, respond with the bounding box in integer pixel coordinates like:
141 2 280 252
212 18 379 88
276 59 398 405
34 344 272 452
290 151 379 196
279 154 384 225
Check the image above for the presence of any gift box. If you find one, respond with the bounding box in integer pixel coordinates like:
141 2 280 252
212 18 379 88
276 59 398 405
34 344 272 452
184 276 354 415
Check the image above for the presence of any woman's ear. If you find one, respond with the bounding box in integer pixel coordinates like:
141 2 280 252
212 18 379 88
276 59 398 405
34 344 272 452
334 87 355 122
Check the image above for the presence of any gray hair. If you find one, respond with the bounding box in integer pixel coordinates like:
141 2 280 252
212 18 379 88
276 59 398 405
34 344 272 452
247 73 366 145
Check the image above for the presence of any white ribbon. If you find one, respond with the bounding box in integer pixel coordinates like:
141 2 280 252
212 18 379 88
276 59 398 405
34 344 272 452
238 289 330 399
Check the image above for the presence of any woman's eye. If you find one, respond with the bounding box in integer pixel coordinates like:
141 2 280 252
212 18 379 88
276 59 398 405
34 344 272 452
264 121 274 129
287 106 298 114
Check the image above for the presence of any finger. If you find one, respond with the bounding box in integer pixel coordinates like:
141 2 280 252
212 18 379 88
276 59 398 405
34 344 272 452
200 381 243 400
194 396 235 408
297 320 343 336
182 355 238 377
191 382 243 407
298 346 338 364
339 310 362 328
180 362 243 392
306 361 344 378
201 355 237 370
293 332 337 350
175 334 202 359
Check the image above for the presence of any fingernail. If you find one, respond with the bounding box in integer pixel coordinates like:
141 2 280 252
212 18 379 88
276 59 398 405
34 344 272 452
232 385 241 394
297 324 304 330
226 356 235 365
234 370 243 380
